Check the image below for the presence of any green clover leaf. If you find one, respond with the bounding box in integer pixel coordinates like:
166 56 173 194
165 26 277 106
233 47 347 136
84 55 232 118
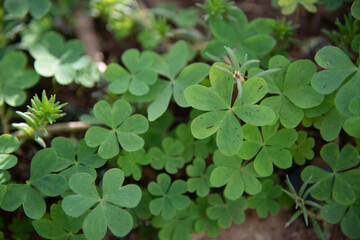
0 50 39 106
278 0 317 15
141 41 210 121
117 148 151 181
175 123 210 163
4 0 51 18
301 143 360 205
185 62 275 156
206 193 246 229
261 56 324 128
312 46 357 95
312 47 360 118
344 96 360 138
33 202 87 240
1 148 67 219
103 49 157 96
186 158 214 197
210 150 262 200
321 200 360 239
203 7 276 60
247 179 282 218
152 207 196 240
0 134 19 184
190 197 221 238
149 137 185 174
148 173 190 220
304 93 347 141
85 99 149 159
237 123 297 177
289 131 315 165
51 137 107 181
0 134 19 171
61 169 141 240
29 31 90 85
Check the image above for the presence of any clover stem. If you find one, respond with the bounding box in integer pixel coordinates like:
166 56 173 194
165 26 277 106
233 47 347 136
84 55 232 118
12 121 92 138
0 103 10 134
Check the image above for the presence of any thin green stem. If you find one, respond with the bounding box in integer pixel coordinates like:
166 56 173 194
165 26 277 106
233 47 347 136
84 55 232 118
0 103 10 134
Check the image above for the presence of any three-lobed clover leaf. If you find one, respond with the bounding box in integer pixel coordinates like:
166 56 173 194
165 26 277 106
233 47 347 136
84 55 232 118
278 0 317 15
203 7 276 60
190 197 221 238
344 96 360 138
0 50 39 106
304 93 347 141
186 158 214 197
85 99 149 159
206 193 246 229
1 148 67 219
321 200 360 239
312 46 360 118
29 31 90 85
175 123 210 163
152 207 196 240
185 62 275 156
117 148 151 181
4 0 51 18
261 56 324 128
61 168 141 240
103 49 157 96
312 46 357 95
33 202 87 240
247 179 282 218
301 142 360 205
142 41 210 121
149 137 185 174
289 130 315 165
0 134 19 172
51 137 107 181
237 122 297 177
210 150 262 200
148 173 190 220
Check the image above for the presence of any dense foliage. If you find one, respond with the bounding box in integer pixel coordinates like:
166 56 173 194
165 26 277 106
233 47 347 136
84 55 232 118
0 0 360 239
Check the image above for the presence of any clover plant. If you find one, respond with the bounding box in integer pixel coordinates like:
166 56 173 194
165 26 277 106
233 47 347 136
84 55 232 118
117 148 151 181
301 142 360 205
201 4 276 60
247 179 282 218
148 173 190 220
4 0 51 18
278 0 317 15
149 137 185 174
206 193 246 229
33 202 87 240
186 158 214 197
103 49 157 96
62 169 141 240
185 62 275 156
0 50 39 107
210 150 262 200
190 197 221 237
51 137 107 181
1 0 360 239
1 148 67 219
29 31 90 85
261 56 324 128
84 99 149 159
